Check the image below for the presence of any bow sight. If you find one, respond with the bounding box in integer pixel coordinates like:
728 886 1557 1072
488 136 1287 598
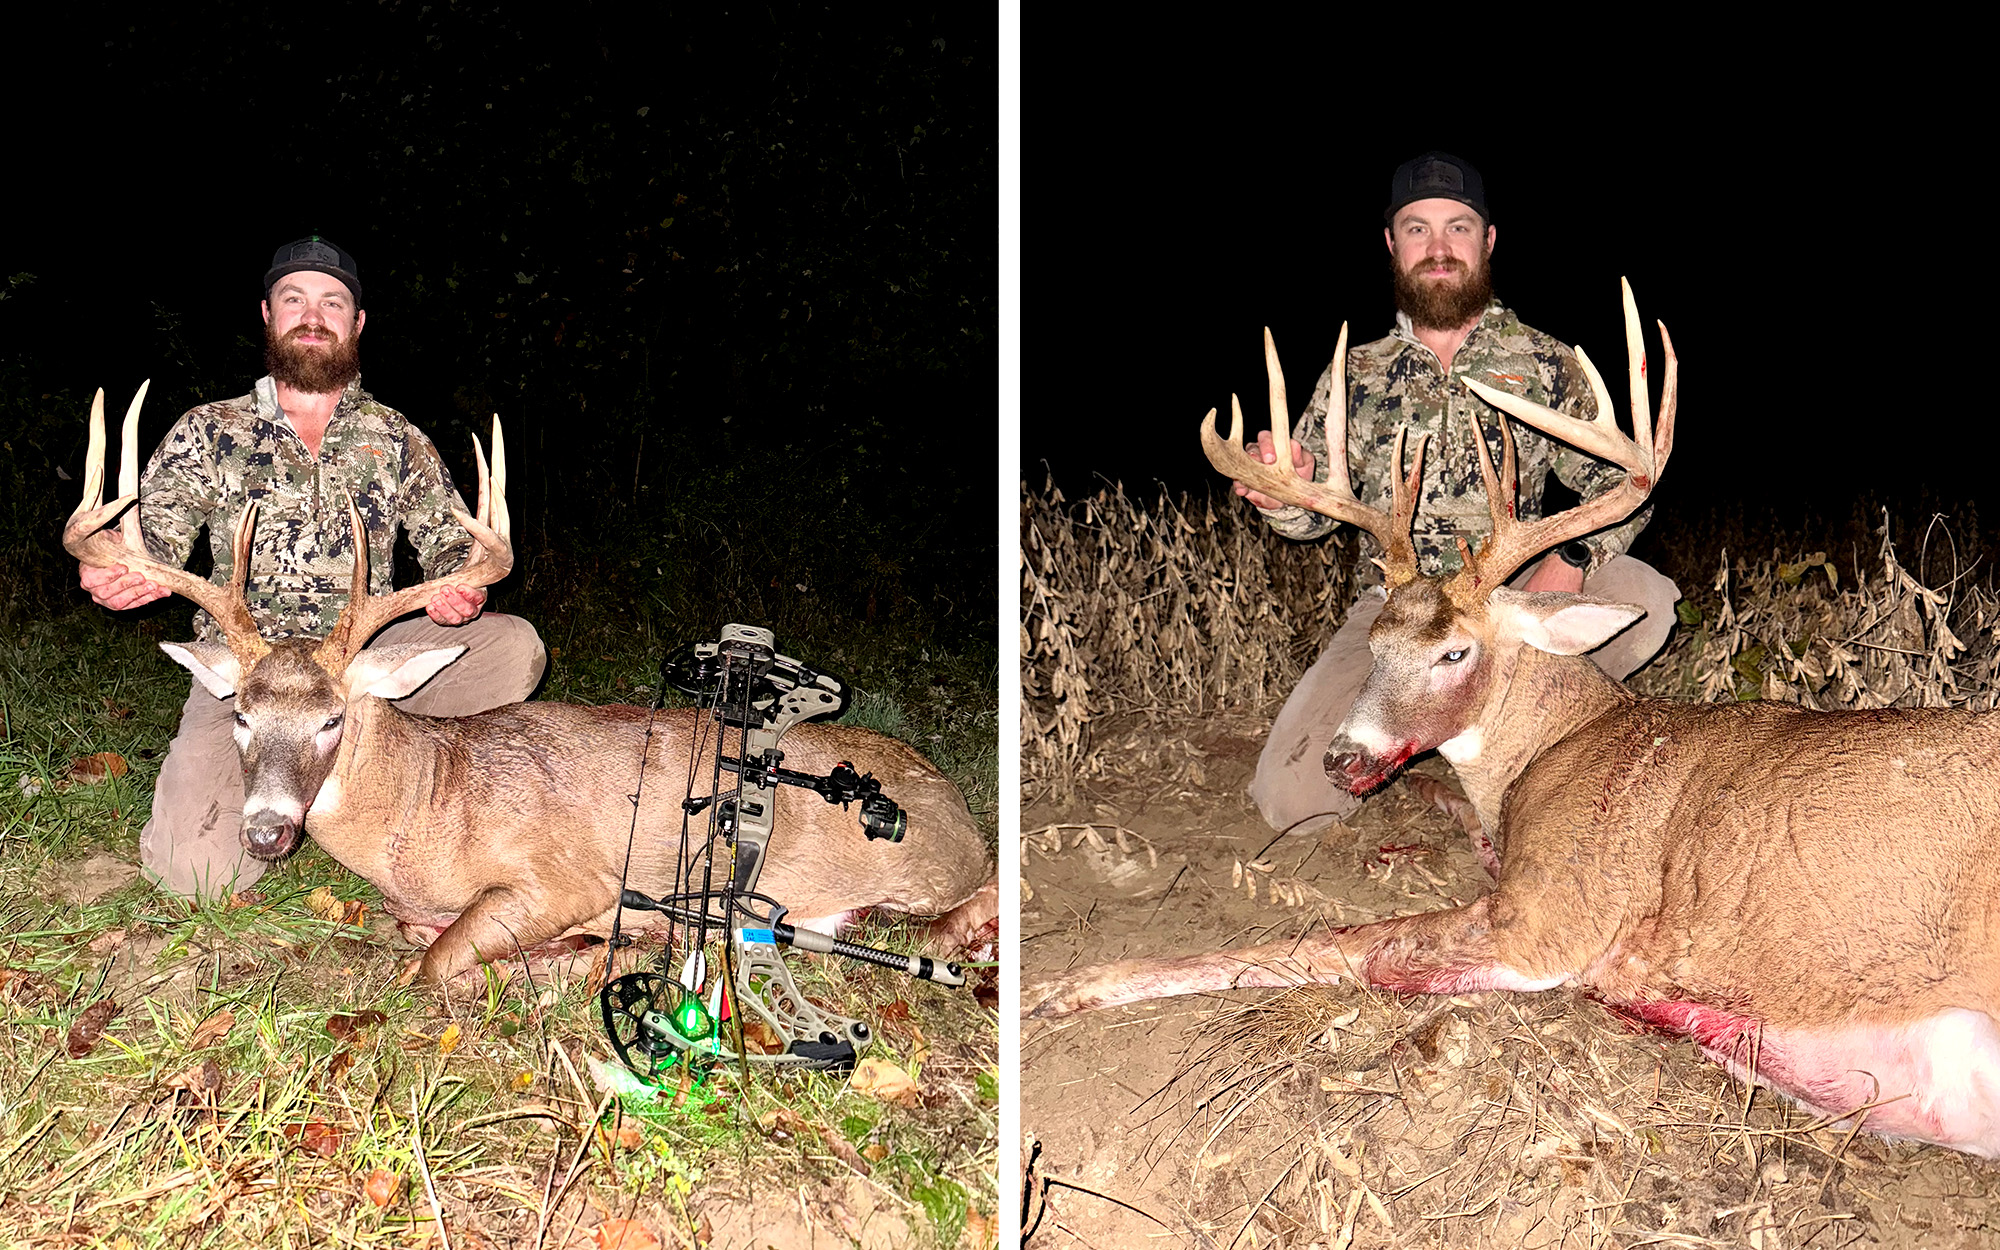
600 624 965 1084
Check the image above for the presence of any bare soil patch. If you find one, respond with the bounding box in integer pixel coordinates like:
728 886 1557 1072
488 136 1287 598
1021 716 2000 1248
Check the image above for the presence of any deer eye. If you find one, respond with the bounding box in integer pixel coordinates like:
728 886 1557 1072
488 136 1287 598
322 715 343 731
1439 649 1467 665
233 712 249 727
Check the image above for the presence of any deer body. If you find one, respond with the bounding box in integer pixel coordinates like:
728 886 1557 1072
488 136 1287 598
1028 282 2000 1157
302 696 990 984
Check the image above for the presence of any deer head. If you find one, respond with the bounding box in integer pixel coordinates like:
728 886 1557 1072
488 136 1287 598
1202 278 1677 795
65 387 514 859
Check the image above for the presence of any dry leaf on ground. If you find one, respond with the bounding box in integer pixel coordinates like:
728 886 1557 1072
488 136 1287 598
163 1057 223 1101
65 998 120 1058
186 1009 235 1050
849 1055 920 1107
306 885 343 921
586 1220 662 1250
68 752 129 784
87 928 127 955
438 1021 462 1055
362 1167 405 1207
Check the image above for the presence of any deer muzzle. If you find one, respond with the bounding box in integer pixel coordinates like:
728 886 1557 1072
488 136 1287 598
1324 737 1418 796
241 809 302 860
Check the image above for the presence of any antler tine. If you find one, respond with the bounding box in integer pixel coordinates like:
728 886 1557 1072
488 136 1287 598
313 419 516 673
117 381 147 552
1200 326 1421 584
1453 278 1677 590
66 386 270 661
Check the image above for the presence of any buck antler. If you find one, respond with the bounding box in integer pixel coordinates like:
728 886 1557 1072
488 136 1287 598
1199 325 1428 586
65 385 272 665
1454 277 1678 590
67 388 513 670
313 416 513 672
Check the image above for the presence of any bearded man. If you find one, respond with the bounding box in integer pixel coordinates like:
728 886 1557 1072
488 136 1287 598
79 237 547 899
1233 153 1681 835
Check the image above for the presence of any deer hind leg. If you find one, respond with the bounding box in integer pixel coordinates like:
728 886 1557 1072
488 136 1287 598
1402 772 1498 879
1027 893 1576 1018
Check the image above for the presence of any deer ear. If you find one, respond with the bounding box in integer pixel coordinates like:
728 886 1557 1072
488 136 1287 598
1489 588 1644 656
160 641 242 699
343 644 468 701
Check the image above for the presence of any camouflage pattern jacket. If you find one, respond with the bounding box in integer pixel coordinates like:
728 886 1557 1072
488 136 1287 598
1259 301 1650 588
137 376 475 641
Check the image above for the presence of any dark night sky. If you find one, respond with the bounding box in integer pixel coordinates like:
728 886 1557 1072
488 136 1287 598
1024 48 1982 531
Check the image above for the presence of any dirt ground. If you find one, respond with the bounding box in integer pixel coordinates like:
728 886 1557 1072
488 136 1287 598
1019 715 2000 1249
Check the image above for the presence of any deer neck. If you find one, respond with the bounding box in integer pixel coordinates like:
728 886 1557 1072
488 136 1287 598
1438 643 1634 832
305 694 424 878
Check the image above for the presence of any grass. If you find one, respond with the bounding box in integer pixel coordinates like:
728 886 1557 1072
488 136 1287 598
0 594 997 1247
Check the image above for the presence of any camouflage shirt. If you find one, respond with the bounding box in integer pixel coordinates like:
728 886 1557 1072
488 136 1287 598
1259 300 1651 587
137 376 475 641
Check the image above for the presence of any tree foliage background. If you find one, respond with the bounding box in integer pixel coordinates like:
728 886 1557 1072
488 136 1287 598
6 3 995 645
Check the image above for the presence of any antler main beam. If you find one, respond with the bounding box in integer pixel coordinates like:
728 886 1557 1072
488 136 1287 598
1200 325 1427 586
312 417 514 672
65 386 271 663
1455 277 1678 588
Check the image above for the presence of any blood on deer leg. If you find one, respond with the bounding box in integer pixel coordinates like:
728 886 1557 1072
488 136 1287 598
1028 894 1574 1018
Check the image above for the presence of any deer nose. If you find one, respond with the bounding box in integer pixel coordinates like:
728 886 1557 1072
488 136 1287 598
242 812 299 860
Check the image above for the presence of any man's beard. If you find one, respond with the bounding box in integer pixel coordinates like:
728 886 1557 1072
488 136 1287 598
1392 248 1494 332
265 322 361 393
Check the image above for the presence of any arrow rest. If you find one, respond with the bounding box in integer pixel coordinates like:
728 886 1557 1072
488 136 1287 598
602 624 963 1084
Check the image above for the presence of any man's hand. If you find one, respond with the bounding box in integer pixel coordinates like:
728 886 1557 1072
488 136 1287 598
1232 431 1317 512
1518 553 1585 594
426 584 487 625
79 561 171 611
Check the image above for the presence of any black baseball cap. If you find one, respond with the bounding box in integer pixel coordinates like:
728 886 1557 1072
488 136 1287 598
264 236 363 305
1385 152 1489 225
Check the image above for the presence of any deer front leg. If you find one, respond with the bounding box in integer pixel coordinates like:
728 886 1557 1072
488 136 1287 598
412 886 574 985
1402 773 1499 879
1027 894 1576 1018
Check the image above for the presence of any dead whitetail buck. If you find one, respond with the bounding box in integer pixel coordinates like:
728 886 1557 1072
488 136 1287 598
1030 281 2000 1158
68 389 995 985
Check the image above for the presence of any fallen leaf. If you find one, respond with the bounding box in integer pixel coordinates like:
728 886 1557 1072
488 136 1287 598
100 697 134 720
327 1049 356 1083
437 1022 462 1055
164 1057 223 1101
65 998 121 1058
963 1209 998 1248
849 1056 920 1107
306 886 343 921
362 1167 405 1207
339 899 369 928
226 890 266 908
510 1070 535 1093
186 1009 235 1051
862 1142 888 1162
909 1023 931 1068
731 1013 782 1054
283 1120 345 1158
0 969 53 1006
68 752 129 784
877 999 911 1023
818 1127 873 1175
588 1219 662 1250
87 929 127 956
325 1010 386 1044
